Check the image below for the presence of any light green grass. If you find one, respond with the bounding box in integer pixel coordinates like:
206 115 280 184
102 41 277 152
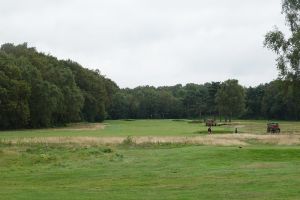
1 143 300 200
238 120 300 134
1 120 300 199
1 119 300 138
0 120 234 138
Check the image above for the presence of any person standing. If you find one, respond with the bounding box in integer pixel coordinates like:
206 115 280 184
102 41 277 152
208 126 212 134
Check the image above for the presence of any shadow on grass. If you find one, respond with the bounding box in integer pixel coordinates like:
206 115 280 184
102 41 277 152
194 130 234 134
188 120 203 124
122 119 136 122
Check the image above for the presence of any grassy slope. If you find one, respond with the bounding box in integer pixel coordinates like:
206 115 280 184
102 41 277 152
1 143 300 200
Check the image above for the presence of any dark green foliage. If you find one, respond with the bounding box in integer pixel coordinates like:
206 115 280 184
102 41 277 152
264 0 300 120
2 37 300 129
261 81 286 119
243 85 266 119
182 84 209 118
261 80 300 120
205 82 221 118
109 81 236 120
61 60 113 122
216 80 245 122
0 43 118 129
108 79 300 121
0 52 31 129
109 92 131 119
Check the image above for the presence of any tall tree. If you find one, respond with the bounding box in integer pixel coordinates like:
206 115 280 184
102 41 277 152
0 43 118 129
244 85 266 119
216 80 245 122
182 84 209 119
265 0 300 80
0 53 31 129
264 0 300 119
261 81 286 119
205 82 221 119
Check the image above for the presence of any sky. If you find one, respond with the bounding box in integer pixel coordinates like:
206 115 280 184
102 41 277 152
0 0 287 88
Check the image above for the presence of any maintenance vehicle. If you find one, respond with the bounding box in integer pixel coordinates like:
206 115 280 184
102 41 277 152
267 122 280 134
205 119 217 126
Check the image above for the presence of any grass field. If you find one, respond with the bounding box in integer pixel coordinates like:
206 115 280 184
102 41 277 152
0 120 233 138
1 120 300 199
1 119 300 138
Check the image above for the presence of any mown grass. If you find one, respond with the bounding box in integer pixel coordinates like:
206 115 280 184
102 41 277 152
1 142 300 200
0 120 235 138
238 120 300 134
4 119 299 138
1 120 300 199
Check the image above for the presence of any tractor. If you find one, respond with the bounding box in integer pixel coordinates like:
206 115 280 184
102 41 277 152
205 119 217 127
267 122 280 134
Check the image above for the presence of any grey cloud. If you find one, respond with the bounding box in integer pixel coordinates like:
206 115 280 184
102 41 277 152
0 0 286 87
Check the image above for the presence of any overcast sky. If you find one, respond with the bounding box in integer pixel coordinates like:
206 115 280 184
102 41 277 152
0 0 287 88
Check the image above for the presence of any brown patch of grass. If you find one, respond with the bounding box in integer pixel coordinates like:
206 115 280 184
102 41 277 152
213 133 300 145
241 162 286 169
2 134 300 146
1 135 246 146
51 123 105 131
133 136 246 146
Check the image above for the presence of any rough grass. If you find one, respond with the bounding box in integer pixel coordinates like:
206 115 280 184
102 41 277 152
1 120 300 147
1 120 300 199
1 143 300 200
2 134 300 146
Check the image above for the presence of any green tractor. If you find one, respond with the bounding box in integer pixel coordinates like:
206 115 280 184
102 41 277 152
267 122 280 134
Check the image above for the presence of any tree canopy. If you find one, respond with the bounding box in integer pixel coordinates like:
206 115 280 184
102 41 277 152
0 43 118 129
1 37 300 130
264 0 300 120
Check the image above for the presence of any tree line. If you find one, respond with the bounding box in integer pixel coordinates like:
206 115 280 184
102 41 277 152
0 43 118 129
1 0 300 129
0 43 299 130
108 80 300 121
109 0 300 122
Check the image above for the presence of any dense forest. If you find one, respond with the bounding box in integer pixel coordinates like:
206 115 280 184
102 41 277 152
1 42 299 130
1 0 300 130
109 80 300 121
2 1 300 129
0 43 118 129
